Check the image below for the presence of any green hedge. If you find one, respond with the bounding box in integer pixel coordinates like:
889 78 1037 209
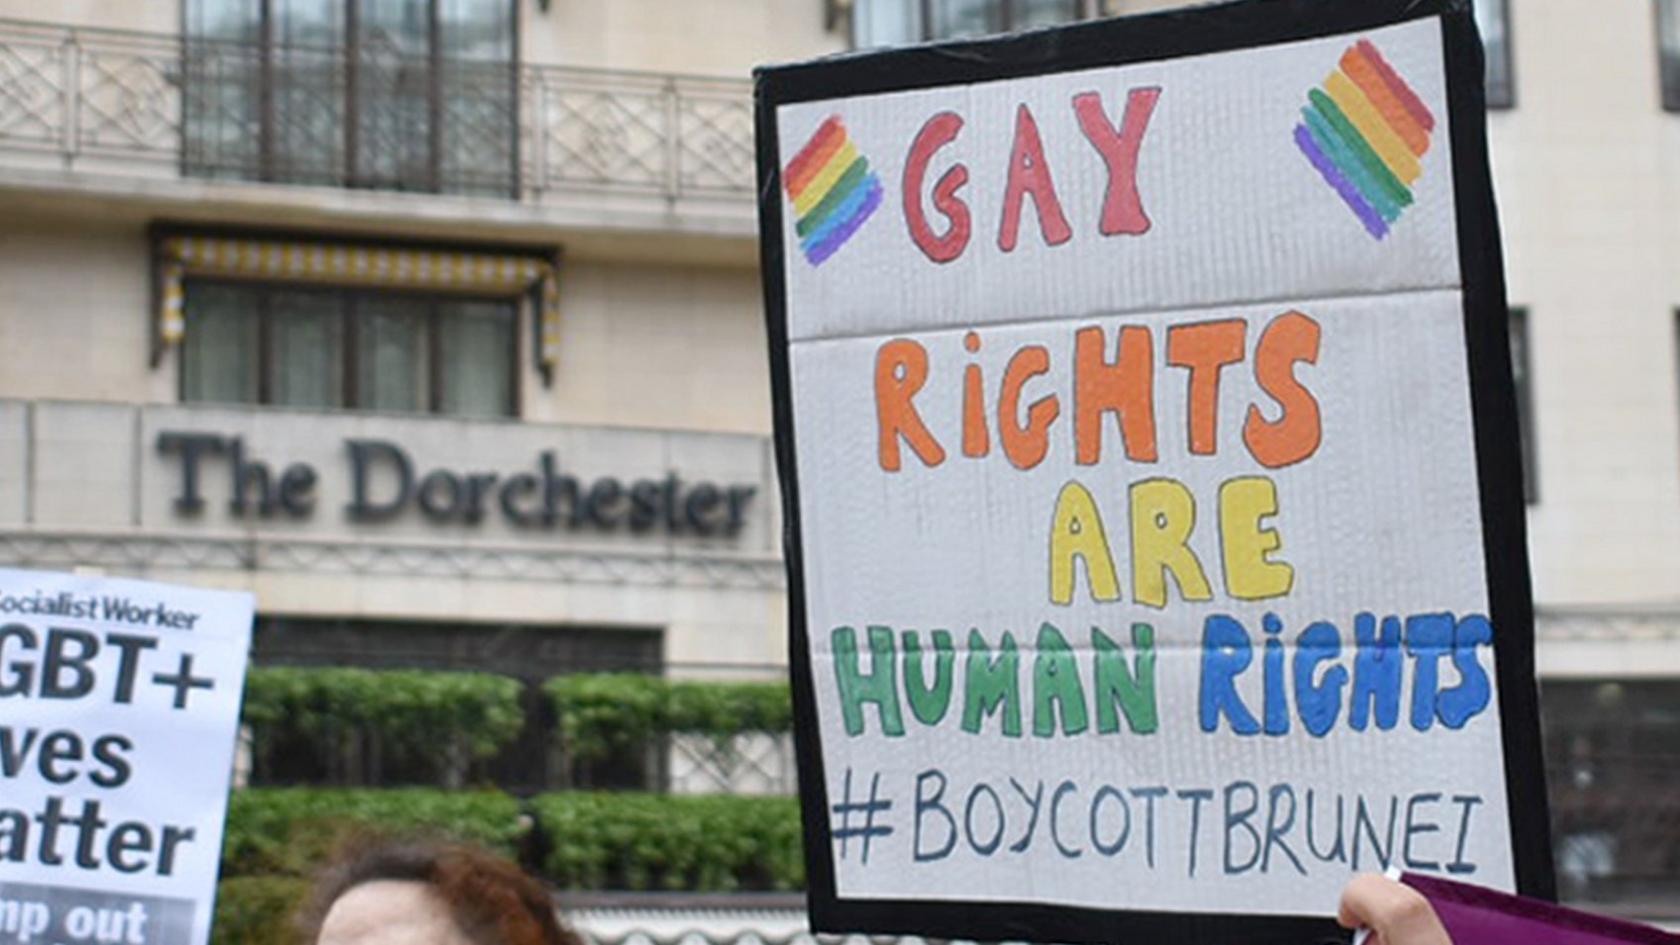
533 792 803 891
238 669 794 775
545 675 792 761
222 787 526 878
244 667 525 762
212 788 804 941
218 787 802 891
212 877 310 945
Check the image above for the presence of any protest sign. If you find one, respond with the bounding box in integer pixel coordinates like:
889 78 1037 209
0 569 253 945
754 0 1552 941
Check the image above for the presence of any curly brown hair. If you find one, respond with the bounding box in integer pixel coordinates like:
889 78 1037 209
297 838 583 945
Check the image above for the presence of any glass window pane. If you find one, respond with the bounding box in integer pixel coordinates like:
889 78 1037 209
186 0 519 195
1474 0 1513 107
353 0 435 191
931 0 1003 39
181 283 260 405
186 0 259 41
183 0 263 180
271 0 347 186
1510 308 1536 504
273 0 344 46
438 300 515 418
439 0 517 197
1660 0 1680 111
854 0 922 47
1014 0 1081 30
439 0 514 62
356 297 430 412
270 290 346 409
1543 680 1680 905
439 60 516 196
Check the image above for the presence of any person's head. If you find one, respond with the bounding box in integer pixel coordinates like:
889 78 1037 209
298 838 580 945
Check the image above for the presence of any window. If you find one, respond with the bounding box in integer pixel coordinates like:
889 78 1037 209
1543 680 1680 907
183 0 518 197
180 282 517 418
1475 0 1514 108
1510 307 1537 503
855 0 1515 104
1674 311 1680 453
1660 0 1680 110
854 0 1090 46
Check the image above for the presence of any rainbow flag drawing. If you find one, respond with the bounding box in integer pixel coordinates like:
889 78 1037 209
1294 39 1436 240
784 116 883 266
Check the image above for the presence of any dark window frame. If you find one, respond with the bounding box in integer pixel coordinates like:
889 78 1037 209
853 0 1098 45
1541 678 1680 907
920 0 1085 36
1478 0 1516 109
1510 306 1537 504
1674 310 1680 462
178 277 522 419
152 221 558 396
1659 0 1680 111
181 0 521 197
853 0 1515 105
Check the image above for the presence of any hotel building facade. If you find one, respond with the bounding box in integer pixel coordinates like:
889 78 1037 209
0 0 1674 914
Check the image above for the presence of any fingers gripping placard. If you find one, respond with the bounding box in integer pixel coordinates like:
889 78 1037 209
755 1 1550 942
0 570 253 945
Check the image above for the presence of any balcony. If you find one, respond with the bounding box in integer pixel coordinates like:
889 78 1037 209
0 17 756 239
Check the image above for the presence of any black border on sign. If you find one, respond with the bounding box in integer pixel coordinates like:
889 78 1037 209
753 0 1554 941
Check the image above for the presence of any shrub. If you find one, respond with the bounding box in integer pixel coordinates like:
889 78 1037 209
243 668 525 783
545 675 791 761
665 680 794 742
533 792 803 891
222 787 526 878
212 876 310 945
243 665 524 783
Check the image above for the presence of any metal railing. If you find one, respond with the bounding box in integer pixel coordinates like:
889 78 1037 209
0 17 755 205
524 63 754 202
0 18 182 166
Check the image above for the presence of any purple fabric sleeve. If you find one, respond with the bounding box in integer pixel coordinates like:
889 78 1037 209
1404 873 1680 944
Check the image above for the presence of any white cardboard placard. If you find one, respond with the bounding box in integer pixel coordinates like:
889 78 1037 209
0 569 253 945
755 1 1550 942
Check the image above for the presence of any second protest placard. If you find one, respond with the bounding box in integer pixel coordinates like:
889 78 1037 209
0 569 252 945
755 0 1551 941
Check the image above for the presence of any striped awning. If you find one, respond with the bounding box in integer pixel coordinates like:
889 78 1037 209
158 237 561 368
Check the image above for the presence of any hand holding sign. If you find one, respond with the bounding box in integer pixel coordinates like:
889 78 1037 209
1340 873 1453 945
